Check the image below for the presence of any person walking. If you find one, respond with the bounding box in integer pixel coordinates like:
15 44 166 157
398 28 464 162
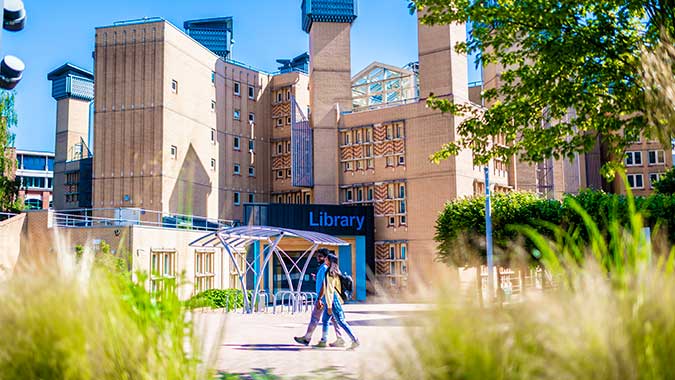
294 248 345 347
320 253 360 350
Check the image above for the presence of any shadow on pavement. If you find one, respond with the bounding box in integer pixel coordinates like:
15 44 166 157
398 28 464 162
218 366 358 380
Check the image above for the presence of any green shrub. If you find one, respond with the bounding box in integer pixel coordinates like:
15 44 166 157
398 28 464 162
186 289 245 310
436 190 675 265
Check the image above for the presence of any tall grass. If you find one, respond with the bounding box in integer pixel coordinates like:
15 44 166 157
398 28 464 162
390 185 675 380
0 239 221 380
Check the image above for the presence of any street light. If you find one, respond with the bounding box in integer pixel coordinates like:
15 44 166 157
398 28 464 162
484 166 494 303
3 0 26 31
0 0 25 90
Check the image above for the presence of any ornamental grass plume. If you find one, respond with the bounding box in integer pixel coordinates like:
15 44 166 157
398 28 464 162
0 234 224 380
390 183 675 380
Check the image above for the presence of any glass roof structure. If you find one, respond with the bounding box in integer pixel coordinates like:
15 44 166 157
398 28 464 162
352 62 418 111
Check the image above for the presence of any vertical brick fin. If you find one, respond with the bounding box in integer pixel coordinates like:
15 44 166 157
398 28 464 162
291 96 314 187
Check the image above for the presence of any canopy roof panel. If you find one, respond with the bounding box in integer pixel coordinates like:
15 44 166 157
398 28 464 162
189 225 349 250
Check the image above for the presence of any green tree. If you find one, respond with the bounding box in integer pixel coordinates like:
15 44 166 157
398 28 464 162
411 0 674 176
0 91 21 212
654 167 675 195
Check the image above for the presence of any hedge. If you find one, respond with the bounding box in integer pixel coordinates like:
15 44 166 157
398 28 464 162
185 289 244 310
435 190 675 265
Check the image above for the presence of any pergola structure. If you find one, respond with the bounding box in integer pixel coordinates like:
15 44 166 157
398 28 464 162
190 226 349 313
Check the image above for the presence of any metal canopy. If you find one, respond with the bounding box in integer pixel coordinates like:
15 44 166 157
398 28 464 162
190 226 349 313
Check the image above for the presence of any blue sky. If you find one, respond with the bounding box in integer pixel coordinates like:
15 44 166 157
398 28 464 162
6 0 481 152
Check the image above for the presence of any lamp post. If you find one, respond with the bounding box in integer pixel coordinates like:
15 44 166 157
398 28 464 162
0 0 26 90
484 166 494 302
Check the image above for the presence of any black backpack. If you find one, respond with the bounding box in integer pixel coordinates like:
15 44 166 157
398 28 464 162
338 273 354 301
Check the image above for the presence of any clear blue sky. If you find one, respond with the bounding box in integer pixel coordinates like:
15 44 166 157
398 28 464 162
5 0 481 153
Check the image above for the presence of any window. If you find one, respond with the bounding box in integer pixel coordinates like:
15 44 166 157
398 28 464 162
357 188 363 202
277 170 284 179
24 198 43 210
249 113 255 123
386 125 393 140
22 155 46 171
248 140 255 152
400 215 407 225
151 250 176 293
195 251 215 292
276 143 283 155
170 145 177 159
248 166 255 177
287 169 291 177
399 201 406 214
248 193 255 203
171 79 178 93
650 173 663 188
234 82 240 96
233 164 241 175
234 192 241 205
386 156 394 167
398 156 405 166
234 109 241 120
211 72 215 85
344 161 353 171
286 90 291 101
625 151 642 166
211 129 216 144
287 117 292 125
233 136 240 150
355 130 361 144
277 92 282 103
367 188 374 201
627 173 644 189
648 150 666 165
388 216 396 227
248 86 255 99
276 118 283 127
346 189 353 202
399 184 406 199
210 159 216 170
211 100 216 111
389 246 395 260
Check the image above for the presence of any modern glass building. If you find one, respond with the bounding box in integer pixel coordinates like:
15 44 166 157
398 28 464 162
184 17 234 59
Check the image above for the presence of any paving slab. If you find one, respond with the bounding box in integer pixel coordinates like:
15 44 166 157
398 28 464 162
204 303 425 379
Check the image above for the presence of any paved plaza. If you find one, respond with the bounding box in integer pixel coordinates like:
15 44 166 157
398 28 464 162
203 303 428 379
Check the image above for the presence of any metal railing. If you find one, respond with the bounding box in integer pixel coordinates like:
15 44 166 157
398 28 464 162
52 208 237 232
0 212 18 222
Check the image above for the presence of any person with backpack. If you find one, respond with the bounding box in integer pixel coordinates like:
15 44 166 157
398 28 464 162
294 248 344 347
319 253 360 350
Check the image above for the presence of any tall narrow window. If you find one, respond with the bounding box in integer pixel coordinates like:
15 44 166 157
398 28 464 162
248 193 255 203
171 79 178 93
211 100 216 111
170 145 177 159
210 158 216 170
233 136 240 150
234 192 241 205
234 82 240 96
210 129 216 144
233 164 241 175
249 113 255 123
248 86 255 99
248 166 255 177
234 109 241 120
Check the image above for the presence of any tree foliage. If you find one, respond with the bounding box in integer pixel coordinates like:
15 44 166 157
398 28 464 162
0 91 21 212
436 190 675 266
654 167 675 195
411 0 675 175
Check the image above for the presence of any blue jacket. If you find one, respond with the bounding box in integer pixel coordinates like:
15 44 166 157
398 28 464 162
315 263 328 295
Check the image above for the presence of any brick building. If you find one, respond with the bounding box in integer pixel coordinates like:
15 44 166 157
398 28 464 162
46 1 671 292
